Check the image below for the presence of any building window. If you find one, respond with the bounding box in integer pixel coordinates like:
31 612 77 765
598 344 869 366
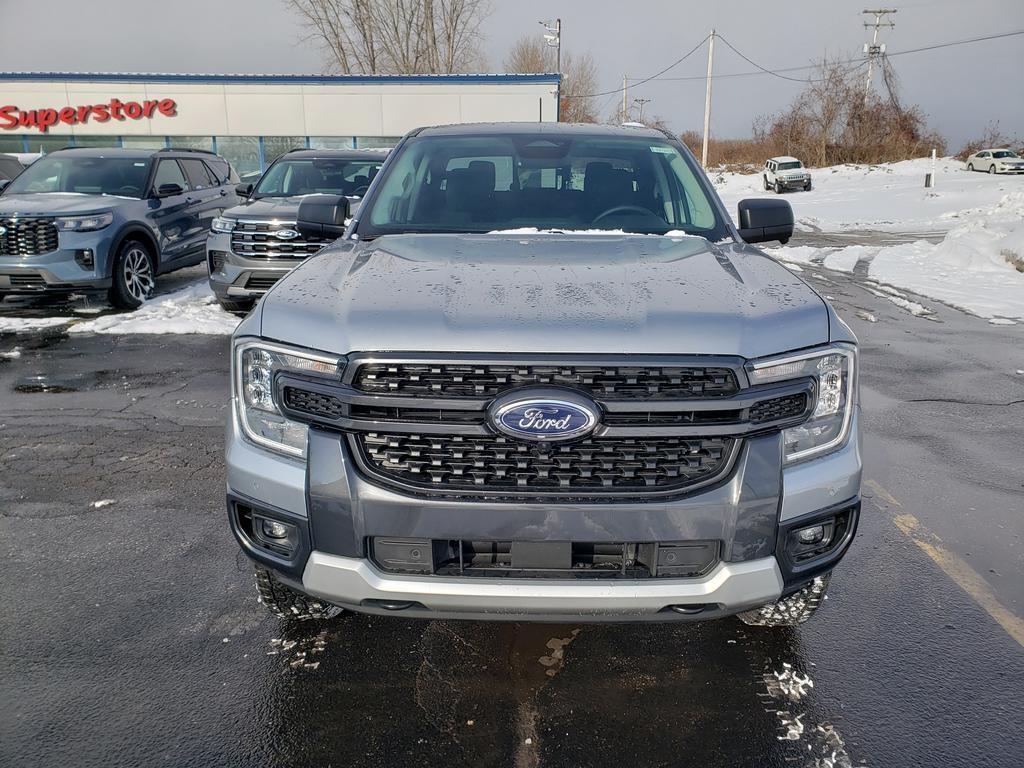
21 135 73 154
168 136 214 151
0 135 24 153
71 135 123 148
215 136 260 177
262 136 307 168
122 136 169 150
356 136 401 149
309 136 355 150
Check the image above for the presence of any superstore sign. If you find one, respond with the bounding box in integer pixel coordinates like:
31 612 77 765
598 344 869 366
0 98 177 132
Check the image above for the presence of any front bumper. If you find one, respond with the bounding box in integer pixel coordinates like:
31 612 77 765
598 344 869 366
0 230 115 293
226 402 862 621
777 176 811 189
206 231 303 301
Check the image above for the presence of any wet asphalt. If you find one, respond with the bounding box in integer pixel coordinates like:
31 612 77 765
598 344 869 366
1 248 1023 768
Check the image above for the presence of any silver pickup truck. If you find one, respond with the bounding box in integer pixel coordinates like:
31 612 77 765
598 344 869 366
226 123 860 626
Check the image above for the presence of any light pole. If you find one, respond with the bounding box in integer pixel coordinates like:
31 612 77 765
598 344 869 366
540 18 562 119
701 29 715 168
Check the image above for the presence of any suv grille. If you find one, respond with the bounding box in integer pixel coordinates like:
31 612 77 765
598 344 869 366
353 363 739 400
355 432 734 496
230 221 330 259
0 218 59 257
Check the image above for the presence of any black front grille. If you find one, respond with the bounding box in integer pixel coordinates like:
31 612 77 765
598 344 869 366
230 221 330 259
748 393 808 424
0 218 59 256
244 274 281 291
7 274 48 289
354 362 739 400
355 432 734 496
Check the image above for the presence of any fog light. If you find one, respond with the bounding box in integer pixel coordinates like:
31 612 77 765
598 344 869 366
261 519 290 539
74 249 94 269
796 525 826 545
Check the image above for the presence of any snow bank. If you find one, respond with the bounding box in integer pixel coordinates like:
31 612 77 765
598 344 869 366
0 316 71 333
715 157 1018 233
68 282 240 335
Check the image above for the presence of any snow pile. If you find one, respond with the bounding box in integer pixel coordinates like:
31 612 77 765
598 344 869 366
715 157 1017 232
868 190 1024 320
0 316 71 333
69 282 241 335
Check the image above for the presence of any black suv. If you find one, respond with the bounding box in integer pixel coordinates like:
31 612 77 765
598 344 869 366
206 148 386 312
0 147 239 308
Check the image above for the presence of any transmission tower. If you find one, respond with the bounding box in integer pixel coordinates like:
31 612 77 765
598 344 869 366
862 9 897 100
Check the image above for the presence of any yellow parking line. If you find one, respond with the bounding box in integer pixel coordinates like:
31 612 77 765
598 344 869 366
881 505 1024 649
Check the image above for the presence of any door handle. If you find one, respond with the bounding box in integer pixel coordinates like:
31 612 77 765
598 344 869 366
220 189 227 196
186 197 199 204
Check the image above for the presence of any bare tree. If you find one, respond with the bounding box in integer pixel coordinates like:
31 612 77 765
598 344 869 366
503 36 597 123
285 0 490 74
796 58 853 166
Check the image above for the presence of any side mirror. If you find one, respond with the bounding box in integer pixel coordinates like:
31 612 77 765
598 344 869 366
235 182 253 198
156 182 185 198
737 198 794 245
297 194 350 239
0 179 9 193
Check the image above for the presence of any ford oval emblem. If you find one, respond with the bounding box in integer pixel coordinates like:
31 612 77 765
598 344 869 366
0 225 5 236
274 229 300 240
490 391 599 442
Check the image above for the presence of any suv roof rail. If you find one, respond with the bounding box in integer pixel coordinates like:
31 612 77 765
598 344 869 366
158 147 218 156
284 147 310 154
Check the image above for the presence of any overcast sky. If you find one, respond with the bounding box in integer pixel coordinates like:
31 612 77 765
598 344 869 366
1 0 1021 148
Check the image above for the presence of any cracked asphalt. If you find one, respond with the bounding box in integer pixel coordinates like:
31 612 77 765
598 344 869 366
2 249 1023 768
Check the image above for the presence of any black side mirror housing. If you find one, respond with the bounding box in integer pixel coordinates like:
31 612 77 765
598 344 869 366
236 182 253 198
156 182 185 198
297 194 350 239
737 198 794 245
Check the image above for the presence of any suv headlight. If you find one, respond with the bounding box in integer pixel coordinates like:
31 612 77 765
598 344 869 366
748 344 857 464
233 339 344 459
211 216 237 234
54 212 113 231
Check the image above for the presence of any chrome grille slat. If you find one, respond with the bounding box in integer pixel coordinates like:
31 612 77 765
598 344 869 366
0 218 59 257
229 220 330 259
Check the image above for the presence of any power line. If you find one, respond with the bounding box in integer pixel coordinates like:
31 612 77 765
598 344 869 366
567 34 710 98
715 34 829 82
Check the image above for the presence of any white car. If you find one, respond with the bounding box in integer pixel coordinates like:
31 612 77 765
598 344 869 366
763 156 812 193
965 148 1024 175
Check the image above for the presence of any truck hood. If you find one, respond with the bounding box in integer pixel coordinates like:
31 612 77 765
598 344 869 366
225 196 301 221
259 233 829 359
0 193 124 215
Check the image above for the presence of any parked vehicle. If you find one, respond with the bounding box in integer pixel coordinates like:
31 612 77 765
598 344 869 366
0 147 239 307
0 153 24 184
763 156 812 193
965 148 1024 175
227 123 860 627
206 149 387 313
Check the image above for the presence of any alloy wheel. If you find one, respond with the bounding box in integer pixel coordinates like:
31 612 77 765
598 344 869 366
123 247 154 304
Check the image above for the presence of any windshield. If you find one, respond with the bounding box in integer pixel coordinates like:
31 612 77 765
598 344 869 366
253 157 384 198
992 150 1018 159
4 154 150 198
358 133 729 240
777 161 803 170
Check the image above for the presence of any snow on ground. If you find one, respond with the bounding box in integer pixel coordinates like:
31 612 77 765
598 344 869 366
0 316 71 333
770 190 1024 321
715 157 1020 233
68 282 240 335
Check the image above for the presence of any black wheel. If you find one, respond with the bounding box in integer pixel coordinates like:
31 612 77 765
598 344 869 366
108 239 155 309
737 573 831 627
803 182 812 191
774 180 783 194
254 566 342 621
763 176 770 191
967 163 974 172
988 165 997 175
217 298 255 316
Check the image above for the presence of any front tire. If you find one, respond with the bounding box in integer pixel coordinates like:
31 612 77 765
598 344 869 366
803 181 812 191
254 566 342 621
108 239 155 309
775 180 783 194
737 573 831 627
763 176 770 191
989 165 997 175
967 163 974 172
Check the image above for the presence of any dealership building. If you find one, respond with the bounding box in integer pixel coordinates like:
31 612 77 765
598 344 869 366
0 72 560 175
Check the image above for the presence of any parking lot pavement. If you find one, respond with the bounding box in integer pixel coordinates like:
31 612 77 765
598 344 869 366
1 267 1023 767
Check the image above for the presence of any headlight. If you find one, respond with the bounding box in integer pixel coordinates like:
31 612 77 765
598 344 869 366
211 216 237 234
748 344 857 464
54 212 113 231
233 340 344 458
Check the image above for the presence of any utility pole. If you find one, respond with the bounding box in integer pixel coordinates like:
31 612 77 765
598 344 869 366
701 29 715 168
541 18 562 119
622 75 629 122
633 97 652 124
862 9 896 100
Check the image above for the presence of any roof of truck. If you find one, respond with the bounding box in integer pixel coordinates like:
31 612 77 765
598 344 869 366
768 156 801 163
412 122 672 139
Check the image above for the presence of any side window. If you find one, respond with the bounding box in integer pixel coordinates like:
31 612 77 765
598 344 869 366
979 152 989 158
153 159 189 192
181 158 215 189
205 158 235 184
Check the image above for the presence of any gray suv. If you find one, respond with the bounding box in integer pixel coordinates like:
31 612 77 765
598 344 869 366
0 147 238 308
206 149 385 313
227 123 861 627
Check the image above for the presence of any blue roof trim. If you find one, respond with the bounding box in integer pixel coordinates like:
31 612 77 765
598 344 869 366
0 71 561 85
